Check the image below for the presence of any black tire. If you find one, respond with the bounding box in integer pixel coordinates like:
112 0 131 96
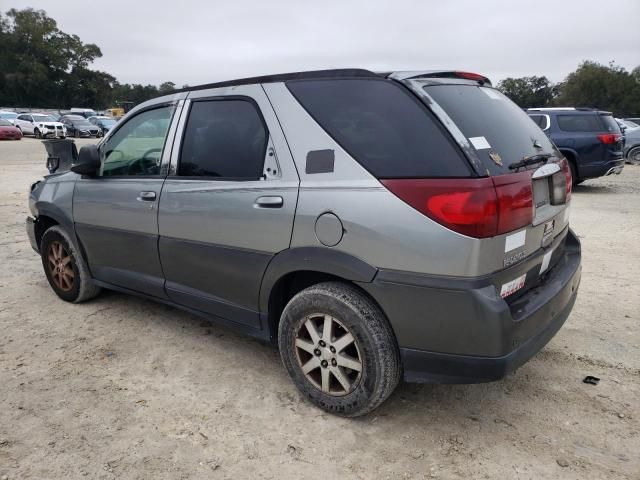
278 282 401 417
40 225 101 303
627 146 640 164
74 129 80 138
567 158 580 187
35 128 42 139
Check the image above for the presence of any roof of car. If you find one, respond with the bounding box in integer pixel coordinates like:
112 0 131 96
175 68 492 94
527 107 612 115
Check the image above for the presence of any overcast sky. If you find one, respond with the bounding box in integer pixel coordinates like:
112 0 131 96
5 0 640 86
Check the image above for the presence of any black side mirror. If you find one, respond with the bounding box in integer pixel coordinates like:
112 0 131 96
71 144 101 176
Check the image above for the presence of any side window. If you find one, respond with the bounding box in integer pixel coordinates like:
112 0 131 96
528 115 544 127
178 99 268 179
101 105 175 177
557 114 601 132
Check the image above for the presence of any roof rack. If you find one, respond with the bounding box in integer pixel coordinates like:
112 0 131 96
175 68 381 93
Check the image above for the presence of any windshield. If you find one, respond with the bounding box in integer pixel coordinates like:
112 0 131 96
100 118 117 126
33 114 56 122
423 84 558 174
625 120 640 129
0 119 14 126
0 112 17 120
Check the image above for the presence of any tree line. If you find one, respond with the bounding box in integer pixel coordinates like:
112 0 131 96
497 61 640 116
1 7 639 116
0 8 181 109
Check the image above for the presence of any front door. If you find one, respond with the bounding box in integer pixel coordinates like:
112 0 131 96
158 85 299 330
73 102 181 298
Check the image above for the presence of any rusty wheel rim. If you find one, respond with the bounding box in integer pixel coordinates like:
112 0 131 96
47 241 74 292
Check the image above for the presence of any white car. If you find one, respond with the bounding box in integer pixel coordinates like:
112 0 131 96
14 113 66 138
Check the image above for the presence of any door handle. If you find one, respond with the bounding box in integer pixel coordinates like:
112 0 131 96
254 196 283 208
137 191 157 201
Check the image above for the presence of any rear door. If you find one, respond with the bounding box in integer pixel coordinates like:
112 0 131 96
16 114 34 134
158 85 299 330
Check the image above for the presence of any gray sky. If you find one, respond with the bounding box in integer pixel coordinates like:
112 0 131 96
5 0 640 86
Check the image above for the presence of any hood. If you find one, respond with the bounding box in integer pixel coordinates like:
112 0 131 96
0 125 20 131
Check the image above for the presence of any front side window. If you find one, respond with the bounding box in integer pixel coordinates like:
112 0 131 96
178 99 267 179
101 105 175 176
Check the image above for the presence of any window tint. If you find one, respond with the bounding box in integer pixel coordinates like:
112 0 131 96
528 114 546 129
425 85 557 174
287 79 471 178
178 99 267 179
101 105 175 176
600 115 621 133
557 114 603 132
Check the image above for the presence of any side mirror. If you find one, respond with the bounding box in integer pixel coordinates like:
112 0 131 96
71 144 101 176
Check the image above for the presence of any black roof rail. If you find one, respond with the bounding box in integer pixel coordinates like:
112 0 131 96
175 68 381 94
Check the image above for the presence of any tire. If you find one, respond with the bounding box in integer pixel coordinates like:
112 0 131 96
278 282 401 417
627 146 640 164
567 158 580 187
97 129 103 138
74 130 80 138
40 225 101 303
34 128 42 139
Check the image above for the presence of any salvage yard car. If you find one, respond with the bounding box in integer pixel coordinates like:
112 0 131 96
26 69 582 417
0 118 22 140
59 115 100 138
14 112 66 138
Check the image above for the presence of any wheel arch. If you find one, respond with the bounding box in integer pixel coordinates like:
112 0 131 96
260 248 379 342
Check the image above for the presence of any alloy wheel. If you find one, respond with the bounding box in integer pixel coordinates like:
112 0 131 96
294 313 363 396
629 146 640 164
47 241 74 292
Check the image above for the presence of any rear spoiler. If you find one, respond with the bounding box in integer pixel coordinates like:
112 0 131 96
388 70 492 86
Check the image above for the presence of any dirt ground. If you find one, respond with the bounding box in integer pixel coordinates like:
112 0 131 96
1 137 638 480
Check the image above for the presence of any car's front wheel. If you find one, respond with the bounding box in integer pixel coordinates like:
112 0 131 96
40 225 101 303
278 282 401 417
34 128 42 139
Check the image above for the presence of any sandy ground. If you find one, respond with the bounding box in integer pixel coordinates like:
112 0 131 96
0 137 638 480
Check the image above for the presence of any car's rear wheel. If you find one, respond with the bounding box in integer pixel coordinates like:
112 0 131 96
278 282 401 417
40 226 101 303
627 146 640 164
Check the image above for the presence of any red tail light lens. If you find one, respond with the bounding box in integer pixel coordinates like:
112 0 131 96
454 71 488 82
597 133 621 144
381 173 533 238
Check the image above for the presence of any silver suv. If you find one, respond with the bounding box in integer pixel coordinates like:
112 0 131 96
26 69 582 416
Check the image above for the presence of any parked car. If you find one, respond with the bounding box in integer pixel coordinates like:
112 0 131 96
60 115 100 137
14 113 66 138
70 108 98 119
620 121 640 164
88 116 118 137
0 110 18 124
624 117 640 124
26 69 581 417
0 118 22 140
527 108 624 185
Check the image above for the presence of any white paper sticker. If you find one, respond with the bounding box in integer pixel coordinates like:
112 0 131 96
505 230 526 253
469 136 491 150
539 249 553 274
481 88 503 100
500 274 527 298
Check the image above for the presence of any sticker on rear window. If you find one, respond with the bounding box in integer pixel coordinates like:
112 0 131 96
469 136 491 150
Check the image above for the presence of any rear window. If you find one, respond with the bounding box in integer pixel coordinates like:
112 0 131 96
424 84 557 174
556 114 612 132
599 115 621 133
286 79 471 178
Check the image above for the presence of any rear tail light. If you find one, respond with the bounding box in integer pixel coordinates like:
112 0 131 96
454 71 489 82
381 171 533 238
560 158 572 202
597 133 622 144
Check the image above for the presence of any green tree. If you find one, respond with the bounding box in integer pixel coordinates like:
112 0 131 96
554 61 640 116
497 76 556 108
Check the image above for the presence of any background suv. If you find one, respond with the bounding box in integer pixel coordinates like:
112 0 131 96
527 108 624 184
26 69 581 416
14 112 66 138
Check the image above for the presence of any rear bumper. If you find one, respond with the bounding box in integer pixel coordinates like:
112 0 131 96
360 229 582 383
580 157 624 178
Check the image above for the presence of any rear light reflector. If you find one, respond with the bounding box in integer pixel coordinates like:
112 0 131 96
381 172 533 238
597 133 622 144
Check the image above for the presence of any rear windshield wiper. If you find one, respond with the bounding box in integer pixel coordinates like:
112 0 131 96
509 153 554 170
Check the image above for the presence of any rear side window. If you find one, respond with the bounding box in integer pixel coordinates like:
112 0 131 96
179 99 267 179
528 114 549 130
599 115 621 133
287 79 471 178
557 114 603 132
